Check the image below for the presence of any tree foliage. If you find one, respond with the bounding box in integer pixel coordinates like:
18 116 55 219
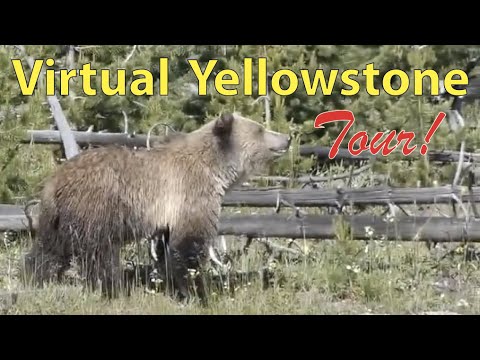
1 45 479 202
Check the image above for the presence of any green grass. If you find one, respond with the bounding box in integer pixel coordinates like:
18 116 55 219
2 224 480 315
1 162 478 315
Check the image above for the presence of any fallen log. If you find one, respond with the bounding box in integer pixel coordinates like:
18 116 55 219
1 211 479 242
299 145 371 161
300 145 480 163
22 130 163 148
46 96 80 159
218 214 479 242
224 185 478 207
22 130 480 163
251 164 373 184
0 204 25 216
0 215 29 232
1 185 478 214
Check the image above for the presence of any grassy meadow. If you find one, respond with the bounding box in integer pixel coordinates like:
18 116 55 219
1 202 480 315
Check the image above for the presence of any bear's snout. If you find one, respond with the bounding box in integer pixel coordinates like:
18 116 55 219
265 130 291 156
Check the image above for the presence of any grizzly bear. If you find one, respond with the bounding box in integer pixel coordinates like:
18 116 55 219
23 112 291 303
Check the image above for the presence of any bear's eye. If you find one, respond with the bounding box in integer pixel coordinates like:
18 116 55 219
257 127 264 135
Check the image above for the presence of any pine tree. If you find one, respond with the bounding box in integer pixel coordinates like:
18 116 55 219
1 45 480 201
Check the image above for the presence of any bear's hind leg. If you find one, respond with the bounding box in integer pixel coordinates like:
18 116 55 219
22 244 69 288
100 259 123 299
77 238 124 299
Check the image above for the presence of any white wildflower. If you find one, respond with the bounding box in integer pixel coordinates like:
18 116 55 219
188 268 198 278
365 226 374 237
268 261 277 271
385 212 395 223
346 264 360 274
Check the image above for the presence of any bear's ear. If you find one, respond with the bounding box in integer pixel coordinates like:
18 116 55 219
213 113 235 138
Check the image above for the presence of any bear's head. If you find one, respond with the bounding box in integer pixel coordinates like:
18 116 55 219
202 112 291 177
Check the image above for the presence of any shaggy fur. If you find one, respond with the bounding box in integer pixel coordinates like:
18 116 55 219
23 112 291 301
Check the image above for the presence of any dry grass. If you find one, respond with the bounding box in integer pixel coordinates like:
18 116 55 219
2 223 480 315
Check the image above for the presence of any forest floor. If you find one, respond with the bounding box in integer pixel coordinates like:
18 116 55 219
1 220 479 315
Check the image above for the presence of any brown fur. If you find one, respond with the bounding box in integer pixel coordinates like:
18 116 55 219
23 113 291 302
